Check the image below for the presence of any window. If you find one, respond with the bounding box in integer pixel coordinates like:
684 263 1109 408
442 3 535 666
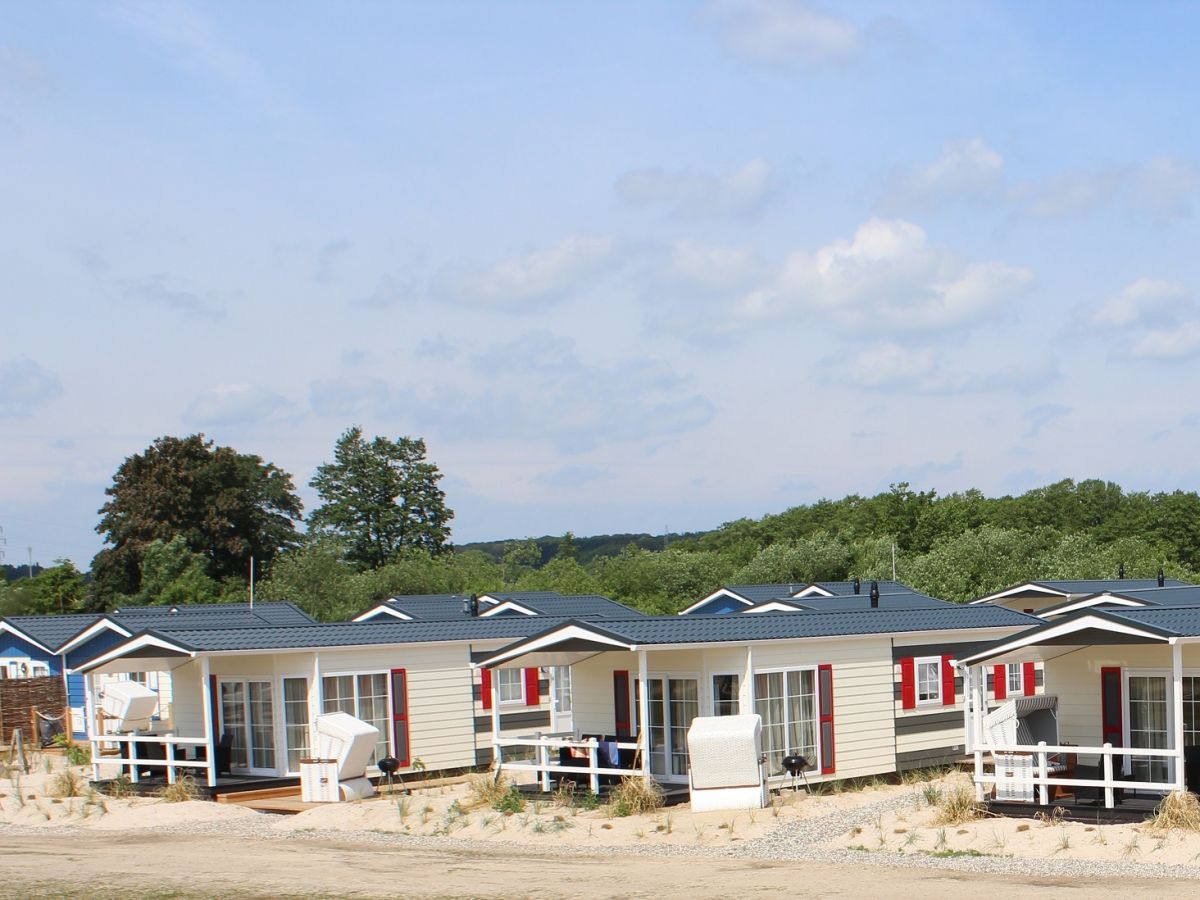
496 668 524 704
282 677 310 773
915 657 942 705
1006 663 1024 696
712 674 740 716
30 664 49 678
552 666 572 714
322 673 390 765
754 669 817 775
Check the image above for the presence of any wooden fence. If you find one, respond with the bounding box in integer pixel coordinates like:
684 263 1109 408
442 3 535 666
0 676 66 744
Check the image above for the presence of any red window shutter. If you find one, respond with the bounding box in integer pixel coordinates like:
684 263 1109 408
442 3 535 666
993 665 1007 701
481 667 492 711
818 664 835 774
1101 667 1122 746
900 657 916 709
941 655 955 706
390 668 410 767
524 667 540 707
1023 661 1036 697
613 671 631 734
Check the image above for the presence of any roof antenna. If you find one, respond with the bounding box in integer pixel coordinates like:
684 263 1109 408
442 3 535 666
1118 563 1126 580
1158 567 1165 588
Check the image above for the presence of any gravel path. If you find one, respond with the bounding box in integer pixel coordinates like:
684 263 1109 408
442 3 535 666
5 792 1200 883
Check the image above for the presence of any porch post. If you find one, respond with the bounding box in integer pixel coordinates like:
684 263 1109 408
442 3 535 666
490 668 502 771
200 657 216 788
743 645 754 715
310 651 322 754
1173 641 1186 792
962 665 973 753
972 666 986 802
637 649 650 779
84 673 100 782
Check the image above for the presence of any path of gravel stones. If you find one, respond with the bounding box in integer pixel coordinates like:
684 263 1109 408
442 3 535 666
5 791 1200 882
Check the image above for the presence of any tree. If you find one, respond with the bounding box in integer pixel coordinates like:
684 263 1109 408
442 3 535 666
28 559 87 614
502 538 542 585
135 537 222 606
555 531 578 561
92 434 302 599
309 427 453 569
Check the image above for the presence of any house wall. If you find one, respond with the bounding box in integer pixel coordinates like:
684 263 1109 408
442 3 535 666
0 632 57 677
893 630 1034 770
1044 643 1200 748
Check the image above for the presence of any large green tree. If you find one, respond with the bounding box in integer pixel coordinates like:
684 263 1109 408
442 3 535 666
92 434 302 599
308 427 453 569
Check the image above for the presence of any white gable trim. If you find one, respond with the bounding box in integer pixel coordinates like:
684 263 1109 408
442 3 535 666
791 585 834 598
352 606 414 623
969 583 1071 605
678 588 752 615
56 618 133 655
1039 593 1151 618
475 624 635 668
741 601 805 614
957 614 1172 666
74 633 196 673
0 621 56 656
479 601 538 617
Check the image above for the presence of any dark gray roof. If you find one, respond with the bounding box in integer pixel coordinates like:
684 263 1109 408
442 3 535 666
79 604 1039 670
356 592 643 622
708 581 924 606
786 592 951 612
4 614 105 651
1097 585 1200 608
974 578 1189 603
1105 606 1200 635
112 602 316 626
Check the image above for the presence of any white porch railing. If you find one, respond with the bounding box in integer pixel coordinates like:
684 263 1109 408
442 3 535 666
973 741 1182 808
496 733 641 794
90 734 214 787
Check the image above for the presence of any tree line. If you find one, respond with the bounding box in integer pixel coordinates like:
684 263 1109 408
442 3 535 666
2 430 1196 621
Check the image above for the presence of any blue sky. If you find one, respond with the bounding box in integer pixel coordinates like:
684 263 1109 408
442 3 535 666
5 1 1200 568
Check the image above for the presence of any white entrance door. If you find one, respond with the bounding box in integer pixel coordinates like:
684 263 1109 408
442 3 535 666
219 679 277 775
550 667 573 733
1126 672 1170 784
635 677 699 781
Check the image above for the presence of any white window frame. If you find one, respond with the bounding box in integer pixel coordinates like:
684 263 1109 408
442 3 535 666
915 656 943 706
710 671 741 716
321 668 394 764
752 665 821 775
496 668 526 706
1006 663 1024 696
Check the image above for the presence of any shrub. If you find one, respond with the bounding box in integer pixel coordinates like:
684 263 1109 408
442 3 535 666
65 743 92 767
104 773 133 799
156 775 199 803
50 769 86 798
932 783 983 825
607 776 664 817
468 774 515 810
1149 791 1200 831
493 784 526 815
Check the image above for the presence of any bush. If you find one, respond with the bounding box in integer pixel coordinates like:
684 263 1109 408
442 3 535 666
606 776 663 817
933 782 983 825
468 774 513 810
492 784 526 815
156 774 199 803
1149 791 1200 831
50 769 86 798
65 743 92 767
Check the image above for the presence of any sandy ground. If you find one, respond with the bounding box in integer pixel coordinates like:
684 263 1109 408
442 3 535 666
830 773 1200 866
1 830 1199 899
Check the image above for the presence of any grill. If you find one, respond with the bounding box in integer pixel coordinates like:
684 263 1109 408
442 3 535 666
781 754 810 792
376 756 410 795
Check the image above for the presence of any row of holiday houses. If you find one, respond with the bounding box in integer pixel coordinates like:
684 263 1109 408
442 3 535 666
4 576 1200 813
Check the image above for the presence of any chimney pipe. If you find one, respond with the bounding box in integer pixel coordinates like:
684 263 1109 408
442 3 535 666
870 581 880 608
1118 563 1126 580
470 594 479 617
1158 567 1165 588
853 577 861 595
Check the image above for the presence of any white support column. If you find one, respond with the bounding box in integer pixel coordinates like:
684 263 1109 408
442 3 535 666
200 657 216 788
85 672 102 782
743 646 754 715
971 665 986 802
310 651 323 753
1173 641 1186 792
637 649 650 779
1103 743 1115 808
962 665 973 753
490 668 502 771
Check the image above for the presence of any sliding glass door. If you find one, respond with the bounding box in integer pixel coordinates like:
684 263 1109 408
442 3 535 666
219 679 277 775
634 676 699 779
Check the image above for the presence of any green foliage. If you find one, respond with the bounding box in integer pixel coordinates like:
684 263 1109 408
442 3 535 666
492 783 527 814
731 533 853 584
92 434 301 602
135 537 222 605
309 426 453 568
595 545 735 614
25 559 87 614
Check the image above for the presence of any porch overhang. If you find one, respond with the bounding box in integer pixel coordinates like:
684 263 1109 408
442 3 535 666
71 631 197 675
472 621 636 669
956 610 1180 667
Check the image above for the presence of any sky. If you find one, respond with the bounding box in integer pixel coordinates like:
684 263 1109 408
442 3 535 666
5 1 1200 570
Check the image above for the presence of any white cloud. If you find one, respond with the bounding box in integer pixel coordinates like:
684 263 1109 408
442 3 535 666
184 384 290 426
704 0 860 65
615 159 780 220
1131 156 1197 223
840 342 1055 395
1013 157 1197 222
0 358 62 417
430 235 615 311
120 274 225 319
1091 278 1190 329
1014 170 1123 219
1129 323 1200 361
879 138 1005 212
741 218 1033 333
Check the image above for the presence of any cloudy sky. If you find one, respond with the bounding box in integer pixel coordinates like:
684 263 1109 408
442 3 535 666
5 2 1200 568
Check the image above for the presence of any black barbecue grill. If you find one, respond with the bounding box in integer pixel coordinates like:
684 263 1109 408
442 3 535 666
781 754 810 792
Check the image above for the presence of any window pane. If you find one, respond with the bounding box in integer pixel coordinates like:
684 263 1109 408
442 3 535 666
248 681 275 771
713 674 739 716
283 677 309 773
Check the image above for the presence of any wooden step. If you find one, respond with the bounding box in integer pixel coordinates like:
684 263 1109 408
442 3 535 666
215 784 302 804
